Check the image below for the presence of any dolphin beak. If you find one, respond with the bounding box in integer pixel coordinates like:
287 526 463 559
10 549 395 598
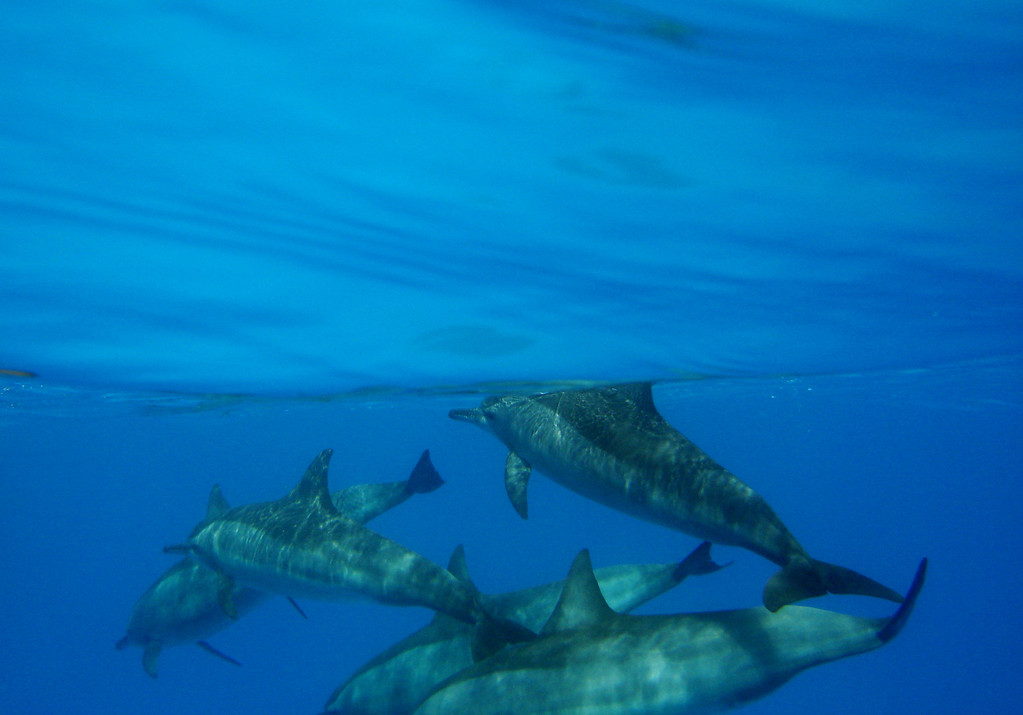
449 407 484 425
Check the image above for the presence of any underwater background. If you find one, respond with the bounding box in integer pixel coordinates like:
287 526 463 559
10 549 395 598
2 0 1021 713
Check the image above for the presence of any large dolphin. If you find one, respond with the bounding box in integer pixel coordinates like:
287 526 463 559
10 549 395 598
165 449 530 659
117 450 445 677
450 382 902 611
413 549 927 715
322 542 725 715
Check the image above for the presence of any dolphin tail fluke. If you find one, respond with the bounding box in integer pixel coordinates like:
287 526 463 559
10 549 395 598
406 449 445 494
764 558 905 612
470 610 536 662
672 541 730 580
877 558 927 644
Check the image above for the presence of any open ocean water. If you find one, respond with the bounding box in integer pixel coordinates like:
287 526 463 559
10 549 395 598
2 1 1021 713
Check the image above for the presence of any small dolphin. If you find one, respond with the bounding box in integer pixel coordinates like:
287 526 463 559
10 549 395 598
332 449 444 523
165 449 530 660
118 450 444 677
322 542 725 715
413 549 927 715
450 383 902 611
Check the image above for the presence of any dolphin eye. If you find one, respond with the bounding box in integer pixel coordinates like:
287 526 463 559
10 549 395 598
481 396 500 409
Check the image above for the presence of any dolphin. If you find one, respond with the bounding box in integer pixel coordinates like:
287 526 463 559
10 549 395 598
165 449 531 660
332 449 444 523
117 450 445 677
322 542 725 715
450 382 902 611
413 549 927 715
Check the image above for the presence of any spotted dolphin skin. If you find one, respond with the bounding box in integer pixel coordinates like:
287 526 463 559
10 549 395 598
450 383 902 611
166 449 530 660
322 541 725 715
413 550 927 715
118 451 446 677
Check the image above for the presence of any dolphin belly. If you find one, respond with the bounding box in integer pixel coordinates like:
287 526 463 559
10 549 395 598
514 438 798 565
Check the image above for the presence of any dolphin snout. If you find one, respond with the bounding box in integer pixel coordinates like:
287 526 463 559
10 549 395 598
449 407 483 424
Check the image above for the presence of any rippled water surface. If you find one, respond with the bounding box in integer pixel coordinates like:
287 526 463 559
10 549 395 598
2 1 1021 713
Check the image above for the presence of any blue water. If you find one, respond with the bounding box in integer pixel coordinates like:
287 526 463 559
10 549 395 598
2 0 1021 713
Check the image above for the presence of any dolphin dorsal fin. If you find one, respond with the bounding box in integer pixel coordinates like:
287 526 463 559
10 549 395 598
285 449 337 512
429 545 478 625
205 484 230 520
541 549 616 636
446 544 475 586
612 382 656 412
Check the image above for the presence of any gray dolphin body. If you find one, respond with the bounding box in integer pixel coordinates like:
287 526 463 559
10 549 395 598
117 451 445 677
450 383 902 611
168 449 528 658
413 550 927 715
323 542 724 715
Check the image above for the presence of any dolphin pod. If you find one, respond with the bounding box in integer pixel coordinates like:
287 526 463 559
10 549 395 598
164 449 532 661
120 382 924 713
322 541 726 715
450 382 902 611
117 451 445 676
413 550 927 715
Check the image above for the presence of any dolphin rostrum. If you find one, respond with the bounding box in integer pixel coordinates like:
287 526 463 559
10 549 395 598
413 549 927 715
164 449 531 660
322 541 725 715
449 383 902 611
118 450 446 677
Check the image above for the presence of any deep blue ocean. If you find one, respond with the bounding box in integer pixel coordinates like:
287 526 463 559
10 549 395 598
2 1 1021 713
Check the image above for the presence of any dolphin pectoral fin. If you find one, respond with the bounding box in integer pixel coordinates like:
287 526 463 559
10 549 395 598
142 642 161 678
197 640 242 667
286 597 308 619
763 563 828 612
877 558 927 644
504 451 531 520
673 542 730 581
810 558 905 605
217 576 239 620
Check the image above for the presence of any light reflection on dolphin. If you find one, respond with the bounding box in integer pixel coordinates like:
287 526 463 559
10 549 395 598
323 541 725 714
117 451 445 677
450 383 903 611
413 550 927 715
165 449 530 661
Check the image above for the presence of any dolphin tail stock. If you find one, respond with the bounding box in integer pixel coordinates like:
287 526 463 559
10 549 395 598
763 558 905 612
877 557 928 644
672 541 730 580
406 449 445 494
